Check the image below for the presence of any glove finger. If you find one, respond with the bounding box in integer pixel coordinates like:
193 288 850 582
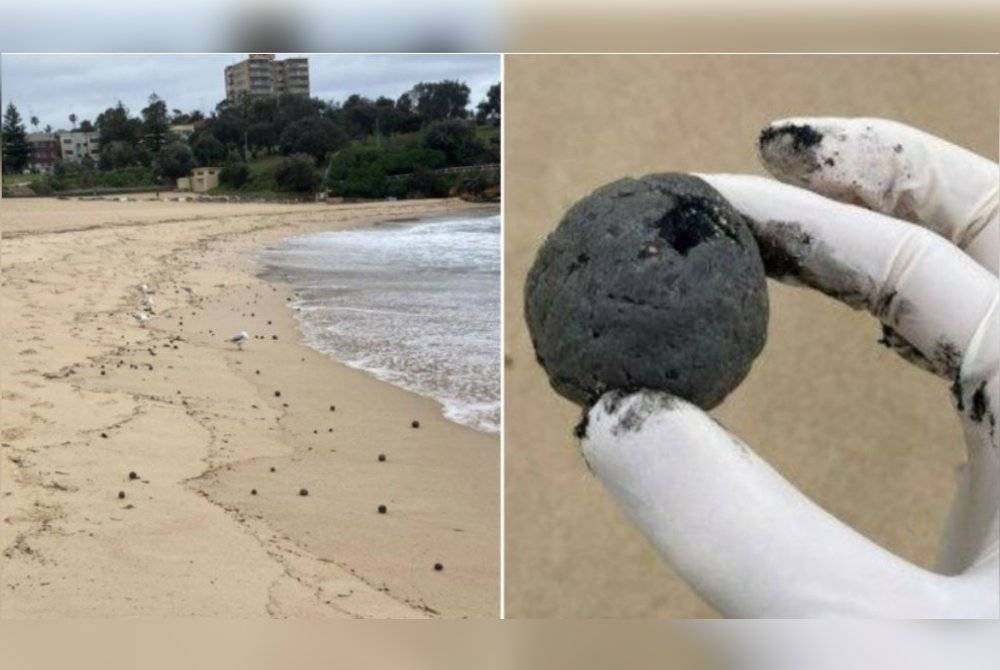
701 173 998 381
757 117 999 274
580 390 996 617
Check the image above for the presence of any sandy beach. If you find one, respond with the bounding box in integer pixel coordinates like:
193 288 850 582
1 195 499 618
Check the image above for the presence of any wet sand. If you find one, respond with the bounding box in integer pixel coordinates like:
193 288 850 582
1 195 499 618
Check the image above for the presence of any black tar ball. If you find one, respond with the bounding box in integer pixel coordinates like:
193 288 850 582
377 504 387 514
251 488 258 495
433 563 444 571
525 173 768 410
378 454 386 462
117 491 126 499
299 488 309 496
128 471 138 480
411 420 420 429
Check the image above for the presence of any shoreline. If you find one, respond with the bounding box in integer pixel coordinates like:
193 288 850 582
1 197 499 618
259 210 501 436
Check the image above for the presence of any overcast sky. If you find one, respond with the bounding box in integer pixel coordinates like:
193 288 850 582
1 54 500 131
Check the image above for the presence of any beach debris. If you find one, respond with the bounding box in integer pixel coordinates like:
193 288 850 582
270 466 276 473
117 491 126 499
329 405 335 412
100 432 108 439
411 420 420 429
377 504 387 514
274 390 281 397
378 454 387 462
227 331 249 350
434 563 444 572
299 488 309 497
272 335 279 340
251 489 257 495
128 471 138 480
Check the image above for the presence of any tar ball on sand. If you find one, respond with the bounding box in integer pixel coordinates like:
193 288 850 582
524 173 769 411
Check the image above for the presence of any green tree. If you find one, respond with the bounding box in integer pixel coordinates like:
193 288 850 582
191 133 227 166
79 119 95 132
274 153 319 192
68 113 77 129
423 120 483 165
219 151 249 188
154 141 194 179
30 115 39 130
410 80 471 122
2 103 31 173
99 140 141 170
279 117 345 162
96 102 142 150
141 93 171 154
476 83 500 126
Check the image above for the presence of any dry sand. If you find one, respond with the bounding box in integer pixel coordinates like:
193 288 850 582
503 55 999 617
1 195 499 618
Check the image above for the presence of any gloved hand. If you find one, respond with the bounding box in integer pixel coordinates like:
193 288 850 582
579 118 999 617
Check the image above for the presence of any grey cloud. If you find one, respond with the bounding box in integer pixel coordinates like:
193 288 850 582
1 54 499 130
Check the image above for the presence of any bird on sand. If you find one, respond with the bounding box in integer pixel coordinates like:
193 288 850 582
133 312 150 326
227 331 249 350
140 283 154 295
142 295 155 313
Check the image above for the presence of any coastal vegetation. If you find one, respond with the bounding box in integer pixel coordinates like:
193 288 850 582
3 81 501 201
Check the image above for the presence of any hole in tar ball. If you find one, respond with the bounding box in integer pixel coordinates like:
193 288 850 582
653 199 718 255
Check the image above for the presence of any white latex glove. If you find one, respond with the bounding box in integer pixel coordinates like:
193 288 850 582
580 118 999 618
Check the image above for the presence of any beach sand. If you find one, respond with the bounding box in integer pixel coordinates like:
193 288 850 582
1 195 499 618
503 55 998 617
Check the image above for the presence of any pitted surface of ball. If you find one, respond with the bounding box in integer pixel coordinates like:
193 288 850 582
525 173 769 409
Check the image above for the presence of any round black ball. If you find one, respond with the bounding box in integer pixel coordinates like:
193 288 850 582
525 173 768 410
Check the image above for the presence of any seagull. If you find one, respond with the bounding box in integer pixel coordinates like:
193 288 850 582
133 312 150 326
142 295 155 313
227 331 249 350
140 283 154 295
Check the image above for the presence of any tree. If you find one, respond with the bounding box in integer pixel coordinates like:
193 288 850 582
79 119 95 133
99 140 141 170
423 120 484 165
2 103 31 173
219 151 249 188
154 141 194 179
410 81 471 122
96 102 142 150
273 153 319 192
191 133 227 166
69 113 77 129
278 117 345 162
30 115 39 130
141 93 170 154
44 124 52 133
476 83 500 126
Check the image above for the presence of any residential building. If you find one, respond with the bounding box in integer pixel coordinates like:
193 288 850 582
225 54 310 101
26 132 61 173
58 130 100 163
169 123 196 140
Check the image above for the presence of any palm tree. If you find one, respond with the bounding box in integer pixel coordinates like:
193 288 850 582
30 115 39 130
69 113 77 129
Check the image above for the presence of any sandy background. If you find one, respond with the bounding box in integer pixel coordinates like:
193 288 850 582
1 196 499 618
503 55 999 617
